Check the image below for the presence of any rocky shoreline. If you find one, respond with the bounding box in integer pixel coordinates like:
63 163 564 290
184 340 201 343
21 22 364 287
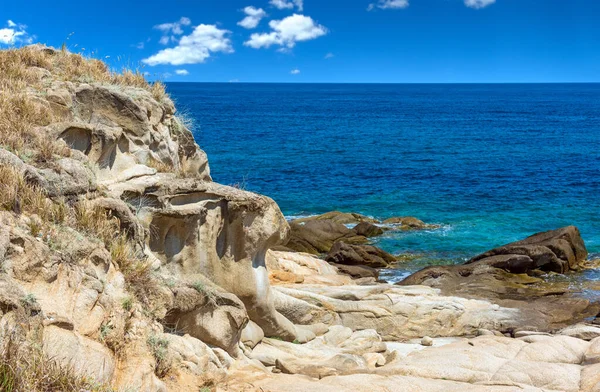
0 46 599 391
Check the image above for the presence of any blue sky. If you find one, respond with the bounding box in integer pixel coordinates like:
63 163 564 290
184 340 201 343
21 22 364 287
2 0 599 83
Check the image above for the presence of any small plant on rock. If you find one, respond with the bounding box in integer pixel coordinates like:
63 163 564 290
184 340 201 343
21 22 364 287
20 293 37 307
147 335 171 377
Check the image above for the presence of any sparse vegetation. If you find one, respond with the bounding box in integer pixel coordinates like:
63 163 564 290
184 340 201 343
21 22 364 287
147 335 171 377
20 293 37 307
0 46 164 164
121 296 133 311
0 326 114 392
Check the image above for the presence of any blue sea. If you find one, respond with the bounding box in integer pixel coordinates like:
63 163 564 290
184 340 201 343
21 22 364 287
167 83 600 282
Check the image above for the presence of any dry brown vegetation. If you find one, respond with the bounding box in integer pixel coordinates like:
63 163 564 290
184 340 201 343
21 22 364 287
0 165 158 309
0 320 114 392
0 45 165 162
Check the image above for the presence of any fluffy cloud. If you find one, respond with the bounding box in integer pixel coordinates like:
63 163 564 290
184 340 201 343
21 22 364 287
154 17 191 44
290 68 300 75
270 0 303 11
238 6 267 29
143 24 233 66
464 0 496 9
245 14 327 49
0 20 31 45
154 17 191 35
175 69 189 75
367 0 409 11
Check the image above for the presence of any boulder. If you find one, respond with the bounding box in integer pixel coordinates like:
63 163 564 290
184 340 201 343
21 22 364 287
284 220 367 254
467 226 587 273
165 286 248 354
382 216 439 230
332 263 379 280
326 241 396 268
293 211 379 225
353 221 385 237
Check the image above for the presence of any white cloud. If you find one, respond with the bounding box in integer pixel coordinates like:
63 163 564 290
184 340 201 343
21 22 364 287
143 24 233 66
0 20 31 45
367 0 409 11
175 69 189 75
464 0 496 9
325 52 334 59
245 14 327 49
238 6 267 29
270 0 303 11
135 42 145 49
154 17 191 44
290 68 300 75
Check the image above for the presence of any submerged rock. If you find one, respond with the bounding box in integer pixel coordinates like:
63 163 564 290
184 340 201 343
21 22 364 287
382 216 439 230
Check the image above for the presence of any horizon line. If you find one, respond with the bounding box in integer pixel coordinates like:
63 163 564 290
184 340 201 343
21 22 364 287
162 81 600 85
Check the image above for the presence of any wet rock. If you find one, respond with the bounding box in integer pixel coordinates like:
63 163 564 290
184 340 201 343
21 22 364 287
382 216 439 230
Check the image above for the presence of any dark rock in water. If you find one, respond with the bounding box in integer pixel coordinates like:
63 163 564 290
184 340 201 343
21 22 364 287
467 226 587 273
293 211 379 225
399 226 599 331
382 216 439 231
284 220 368 254
326 241 396 268
353 222 385 238
332 263 379 280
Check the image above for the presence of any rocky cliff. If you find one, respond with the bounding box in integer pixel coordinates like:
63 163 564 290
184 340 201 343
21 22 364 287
2 46 600 392
0 45 310 391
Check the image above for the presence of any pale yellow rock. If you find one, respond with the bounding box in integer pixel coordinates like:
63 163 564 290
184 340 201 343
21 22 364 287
42 325 115 383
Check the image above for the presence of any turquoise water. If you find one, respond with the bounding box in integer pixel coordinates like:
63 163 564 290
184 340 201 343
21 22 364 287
167 83 600 279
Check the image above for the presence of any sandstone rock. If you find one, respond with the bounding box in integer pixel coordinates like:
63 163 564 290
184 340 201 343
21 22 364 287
267 251 353 286
165 285 248 354
43 325 115 383
421 336 433 346
241 320 265 349
37 157 97 197
274 284 520 340
326 241 396 268
560 324 600 341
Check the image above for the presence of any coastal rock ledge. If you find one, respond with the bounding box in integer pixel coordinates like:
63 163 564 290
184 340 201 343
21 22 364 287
0 46 599 392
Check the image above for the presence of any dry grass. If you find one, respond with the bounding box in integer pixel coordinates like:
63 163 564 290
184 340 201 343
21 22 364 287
0 326 114 392
110 235 159 308
0 45 166 163
0 166 158 308
74 201 120 246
